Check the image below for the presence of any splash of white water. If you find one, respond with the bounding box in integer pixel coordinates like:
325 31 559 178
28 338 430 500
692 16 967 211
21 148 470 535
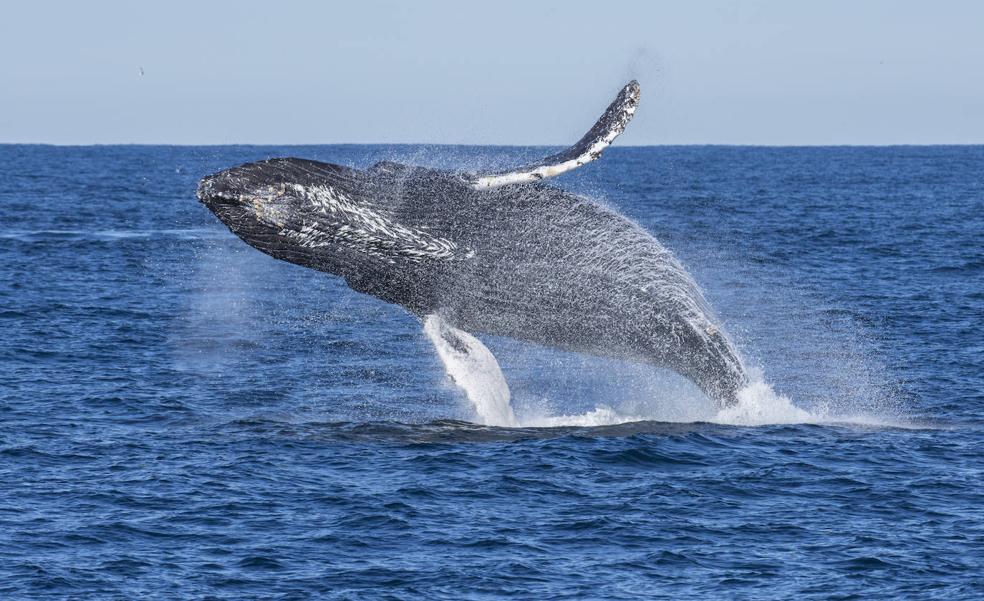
711 370 819 426
423 312 907 429
517 370 902 429
428 334 904 429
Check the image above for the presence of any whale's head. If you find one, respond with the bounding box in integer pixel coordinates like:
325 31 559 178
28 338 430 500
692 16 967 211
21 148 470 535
196 158 381 275
197 159 329 232
197 158 466 295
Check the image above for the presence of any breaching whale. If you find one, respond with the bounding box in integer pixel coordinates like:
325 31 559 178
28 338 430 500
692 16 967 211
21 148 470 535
197 81 748 411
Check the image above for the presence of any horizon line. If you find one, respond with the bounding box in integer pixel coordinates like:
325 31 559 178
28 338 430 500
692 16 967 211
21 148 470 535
2 142 983 149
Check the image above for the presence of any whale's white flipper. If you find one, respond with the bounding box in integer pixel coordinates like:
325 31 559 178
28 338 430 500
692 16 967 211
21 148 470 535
423 315 517 427
466 80 641 189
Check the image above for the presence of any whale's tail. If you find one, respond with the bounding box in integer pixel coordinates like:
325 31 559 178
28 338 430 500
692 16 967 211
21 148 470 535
465 80 640 189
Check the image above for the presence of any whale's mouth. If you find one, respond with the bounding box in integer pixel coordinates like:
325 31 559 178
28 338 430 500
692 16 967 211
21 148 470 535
196 175 240 208
196 172 294 235
195 173 287 250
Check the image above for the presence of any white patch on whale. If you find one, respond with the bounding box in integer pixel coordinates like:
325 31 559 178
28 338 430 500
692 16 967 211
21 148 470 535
260 183 468 264
470 80 641 189
423 315 517 427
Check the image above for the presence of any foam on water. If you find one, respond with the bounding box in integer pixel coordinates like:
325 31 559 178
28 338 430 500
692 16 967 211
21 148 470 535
520 405 645 428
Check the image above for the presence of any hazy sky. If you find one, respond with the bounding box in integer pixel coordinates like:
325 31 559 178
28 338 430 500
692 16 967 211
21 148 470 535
2 1 982 145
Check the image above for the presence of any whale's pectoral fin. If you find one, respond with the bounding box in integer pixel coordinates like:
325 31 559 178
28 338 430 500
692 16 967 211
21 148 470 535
422 315 516 427
464 80 641 189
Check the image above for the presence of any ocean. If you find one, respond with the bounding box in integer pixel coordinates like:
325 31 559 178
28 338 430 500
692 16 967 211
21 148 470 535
1 144 981 599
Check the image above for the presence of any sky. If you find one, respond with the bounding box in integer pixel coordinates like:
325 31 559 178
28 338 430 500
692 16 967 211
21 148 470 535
1 1 982 145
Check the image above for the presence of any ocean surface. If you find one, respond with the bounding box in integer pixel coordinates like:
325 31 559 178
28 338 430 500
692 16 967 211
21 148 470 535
1 144 982 599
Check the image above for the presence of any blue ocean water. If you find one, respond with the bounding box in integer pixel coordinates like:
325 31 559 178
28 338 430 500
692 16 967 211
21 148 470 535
0 144 982 599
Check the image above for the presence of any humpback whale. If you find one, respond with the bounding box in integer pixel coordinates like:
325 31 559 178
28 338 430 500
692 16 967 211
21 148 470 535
197 81 748 410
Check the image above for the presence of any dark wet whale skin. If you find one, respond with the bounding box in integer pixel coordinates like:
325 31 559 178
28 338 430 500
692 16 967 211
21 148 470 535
198 158 747 405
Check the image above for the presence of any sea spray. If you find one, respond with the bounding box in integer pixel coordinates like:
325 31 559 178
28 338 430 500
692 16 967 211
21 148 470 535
438 337 902 429
711 368 817 426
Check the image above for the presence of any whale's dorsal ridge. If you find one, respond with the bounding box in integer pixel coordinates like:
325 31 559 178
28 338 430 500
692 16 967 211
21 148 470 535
466 80 641 189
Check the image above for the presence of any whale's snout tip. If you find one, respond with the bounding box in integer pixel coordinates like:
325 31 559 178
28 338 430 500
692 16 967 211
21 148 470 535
196 176 212 204
196 174 222 204
197 172 241 209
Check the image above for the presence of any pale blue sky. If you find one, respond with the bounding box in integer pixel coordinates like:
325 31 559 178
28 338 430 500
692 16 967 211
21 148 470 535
1 1 982 145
